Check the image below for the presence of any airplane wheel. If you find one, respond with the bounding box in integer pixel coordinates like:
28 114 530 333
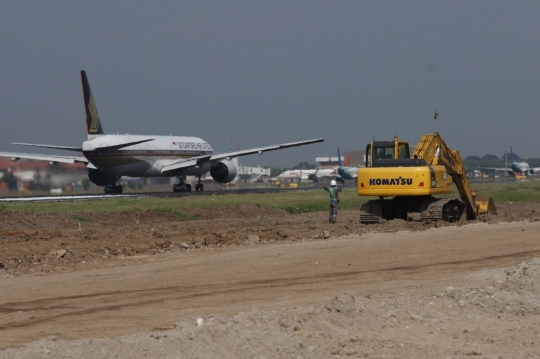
173 184 184 192
104 185 122 194
186 184 192 192
199 184 204 192
195 184 200 191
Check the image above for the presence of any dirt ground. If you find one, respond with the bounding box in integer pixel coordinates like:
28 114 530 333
1 200 540 358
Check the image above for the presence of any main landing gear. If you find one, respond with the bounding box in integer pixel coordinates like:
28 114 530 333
172 175 204 193
173 176 204 192
194 177 204 192
104 184 123 194
173 174 192 193
173 183 191 192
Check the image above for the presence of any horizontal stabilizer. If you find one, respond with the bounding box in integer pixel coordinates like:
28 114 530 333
12 142 83 152
0 152 89 164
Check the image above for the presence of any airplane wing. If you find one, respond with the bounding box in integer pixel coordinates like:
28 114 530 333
12 138 155 152
161 138 324 173
0 152 89 164
12 143 83 152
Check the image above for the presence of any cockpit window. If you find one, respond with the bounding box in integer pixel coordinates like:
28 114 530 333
398 143 409 159
374 146 394 160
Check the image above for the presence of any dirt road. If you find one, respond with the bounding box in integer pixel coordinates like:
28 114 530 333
2 219 540 355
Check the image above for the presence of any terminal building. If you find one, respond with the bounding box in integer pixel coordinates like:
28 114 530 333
315 150 366 168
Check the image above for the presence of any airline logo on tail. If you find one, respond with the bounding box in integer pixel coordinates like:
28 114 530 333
81 71 104 136
88 94 101 133
336 147 359 181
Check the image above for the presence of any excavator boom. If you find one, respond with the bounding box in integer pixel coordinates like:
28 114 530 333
412 133 495 219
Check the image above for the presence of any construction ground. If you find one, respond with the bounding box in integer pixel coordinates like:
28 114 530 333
1 201 540 358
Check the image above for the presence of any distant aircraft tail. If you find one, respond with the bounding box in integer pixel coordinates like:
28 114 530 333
343 154 351 167
337 148 343 167
81 71 105 138
510 146 515 163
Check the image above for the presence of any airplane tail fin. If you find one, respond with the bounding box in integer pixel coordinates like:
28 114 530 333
343 154 352 167
510 146 515 163
337 148 343 167
81 71 105 138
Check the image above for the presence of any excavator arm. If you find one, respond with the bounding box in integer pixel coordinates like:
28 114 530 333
413 133 496 219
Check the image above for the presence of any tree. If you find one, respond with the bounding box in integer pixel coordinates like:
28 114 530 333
482 154 499 161
291 162 317 170
0 172 18 191
526 158 540 167
82 179 91 191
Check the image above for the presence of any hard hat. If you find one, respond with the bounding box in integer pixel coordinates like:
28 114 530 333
330 180 337 186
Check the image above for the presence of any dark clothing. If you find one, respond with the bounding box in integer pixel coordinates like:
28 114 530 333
329 202 338 223
323 186 342 223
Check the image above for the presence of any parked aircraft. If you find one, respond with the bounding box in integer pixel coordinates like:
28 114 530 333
278 169 317 182
336 148 359 183
0 71 324 194
479 147 534 177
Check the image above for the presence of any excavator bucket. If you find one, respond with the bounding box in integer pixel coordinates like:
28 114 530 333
475 196 497 216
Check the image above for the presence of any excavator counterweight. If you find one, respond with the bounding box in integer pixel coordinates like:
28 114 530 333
357 133 497 223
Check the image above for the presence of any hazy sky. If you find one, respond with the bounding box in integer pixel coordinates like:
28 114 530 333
1 1 539 167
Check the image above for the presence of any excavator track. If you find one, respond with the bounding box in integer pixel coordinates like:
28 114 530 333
419 198 465 222
359 200 384 224
360 198 465 224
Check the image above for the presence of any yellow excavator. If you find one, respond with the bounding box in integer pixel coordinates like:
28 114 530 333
357 133 497 223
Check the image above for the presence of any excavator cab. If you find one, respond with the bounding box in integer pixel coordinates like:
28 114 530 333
366 138 410 167
365 137 425 168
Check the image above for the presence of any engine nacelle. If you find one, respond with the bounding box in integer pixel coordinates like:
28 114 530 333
88 169 119 186
210 160 237 183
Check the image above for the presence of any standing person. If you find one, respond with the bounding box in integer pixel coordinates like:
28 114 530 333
322 180 342 224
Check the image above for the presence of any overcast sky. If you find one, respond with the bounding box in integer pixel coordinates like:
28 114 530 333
1 1 539 167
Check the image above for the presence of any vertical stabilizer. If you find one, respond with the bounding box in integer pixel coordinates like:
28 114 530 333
81 71 105 138
337 148 343 167
510 146 515 163
343 154 352 167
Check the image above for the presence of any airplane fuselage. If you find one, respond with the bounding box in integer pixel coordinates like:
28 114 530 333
337 166 359 180
82 135 213 177
511 161 530 174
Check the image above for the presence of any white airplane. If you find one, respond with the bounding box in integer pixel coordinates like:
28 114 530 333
278 169 317 182
478 147 534 178
0 71 324 194
278 167 338 182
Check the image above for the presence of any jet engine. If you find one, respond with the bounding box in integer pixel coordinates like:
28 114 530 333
210 160 237 183
88 169 120 186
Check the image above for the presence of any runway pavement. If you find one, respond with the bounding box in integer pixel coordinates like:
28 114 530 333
0 186 319 203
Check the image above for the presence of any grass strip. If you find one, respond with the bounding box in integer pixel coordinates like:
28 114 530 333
1 180 539 214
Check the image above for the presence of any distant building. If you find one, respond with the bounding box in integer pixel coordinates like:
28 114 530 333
237 166 271 183
315 156 343 168
343 150 366 168
0 158 87 191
